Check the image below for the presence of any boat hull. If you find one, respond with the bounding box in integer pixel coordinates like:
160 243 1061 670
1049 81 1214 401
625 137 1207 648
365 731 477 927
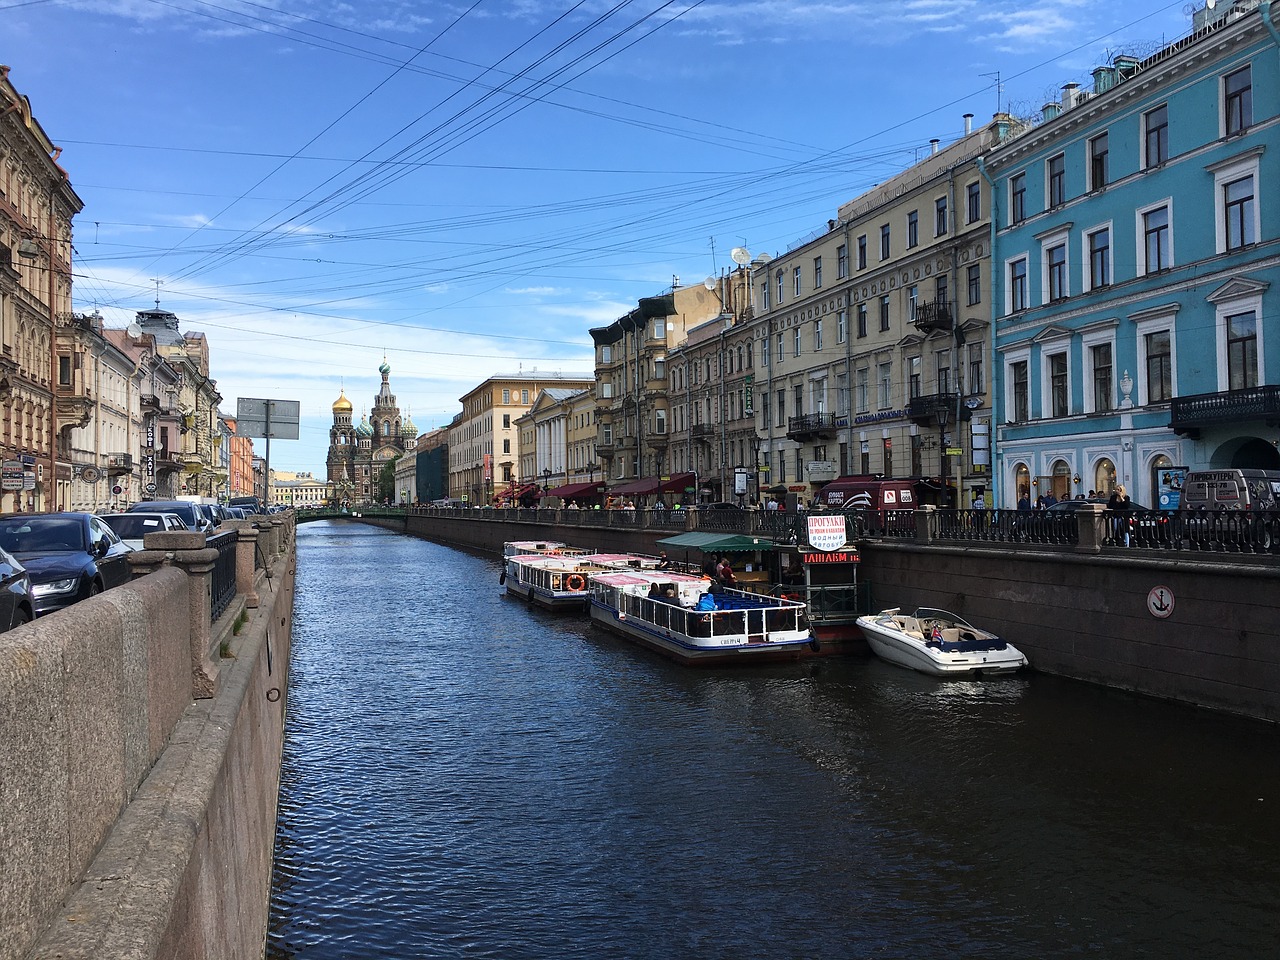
504 580 590 611
856 615 1027 677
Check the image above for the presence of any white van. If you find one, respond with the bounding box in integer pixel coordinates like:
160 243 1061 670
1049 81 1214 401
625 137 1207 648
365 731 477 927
1181 470 1280 511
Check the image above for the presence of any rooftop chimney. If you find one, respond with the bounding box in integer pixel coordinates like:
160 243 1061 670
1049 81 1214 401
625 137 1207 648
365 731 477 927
930 138 940 155
964 113 973 135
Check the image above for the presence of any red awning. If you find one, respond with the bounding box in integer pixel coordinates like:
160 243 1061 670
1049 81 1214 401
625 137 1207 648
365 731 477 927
608 472 695 497
543 480 606 500
497 482 539 502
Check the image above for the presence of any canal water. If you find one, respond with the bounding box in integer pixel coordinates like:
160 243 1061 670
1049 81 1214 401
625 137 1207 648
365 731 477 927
268 522 1280 959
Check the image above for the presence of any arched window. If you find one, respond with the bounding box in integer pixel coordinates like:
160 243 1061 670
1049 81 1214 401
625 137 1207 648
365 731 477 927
1051 459 1071 501
1014 462 1030 507
1094 458 1116 497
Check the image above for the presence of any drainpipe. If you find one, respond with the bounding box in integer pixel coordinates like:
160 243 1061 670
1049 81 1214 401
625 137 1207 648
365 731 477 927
976 153 1001 506
947 163 962 504
843 220 853 476
1262 2 1280 53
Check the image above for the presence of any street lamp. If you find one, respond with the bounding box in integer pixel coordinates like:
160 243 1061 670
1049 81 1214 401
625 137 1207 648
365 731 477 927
542 467 552 493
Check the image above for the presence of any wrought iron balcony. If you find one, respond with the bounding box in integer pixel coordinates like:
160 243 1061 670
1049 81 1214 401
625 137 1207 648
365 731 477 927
1171 386 1280 438
908 392 966 426
785 413 845 441
690 423 716 440
912 298 954 334
107 453 134 475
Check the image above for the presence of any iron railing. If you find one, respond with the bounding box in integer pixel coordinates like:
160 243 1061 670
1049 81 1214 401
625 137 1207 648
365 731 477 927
209 529 238 622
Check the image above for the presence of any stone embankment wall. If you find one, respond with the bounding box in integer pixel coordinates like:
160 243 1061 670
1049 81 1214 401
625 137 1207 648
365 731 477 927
0 516 296 960
371 509 1280 723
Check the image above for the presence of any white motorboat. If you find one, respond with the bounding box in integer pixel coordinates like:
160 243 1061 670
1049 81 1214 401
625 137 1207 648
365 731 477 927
587 570 818 666
855 607 1027 677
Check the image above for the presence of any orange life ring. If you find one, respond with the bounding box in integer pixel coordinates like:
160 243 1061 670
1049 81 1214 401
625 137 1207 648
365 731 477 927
566 574 586 592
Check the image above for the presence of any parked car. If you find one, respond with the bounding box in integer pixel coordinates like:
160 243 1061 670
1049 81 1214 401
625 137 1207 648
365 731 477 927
701 501 744 510
0 545 33 632
99 512 188 550
224 506 249 520
127 500 213 533
0 513 133 617
228 495 264 515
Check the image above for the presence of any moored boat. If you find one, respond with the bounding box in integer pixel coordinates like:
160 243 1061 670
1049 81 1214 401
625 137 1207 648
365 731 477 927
502 553 601 610
587 569 818 666
855 607 1027 677
501 540 591 558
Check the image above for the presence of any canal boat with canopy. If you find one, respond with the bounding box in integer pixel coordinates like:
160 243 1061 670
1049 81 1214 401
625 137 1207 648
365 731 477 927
855 607 1027 677
587 569 818 665
502 553 604 610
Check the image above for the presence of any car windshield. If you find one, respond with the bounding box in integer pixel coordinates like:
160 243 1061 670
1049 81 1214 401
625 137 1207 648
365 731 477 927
0 517 86 553
103 515 168 539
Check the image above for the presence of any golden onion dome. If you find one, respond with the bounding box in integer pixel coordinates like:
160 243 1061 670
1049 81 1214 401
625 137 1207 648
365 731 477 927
332 390 353 414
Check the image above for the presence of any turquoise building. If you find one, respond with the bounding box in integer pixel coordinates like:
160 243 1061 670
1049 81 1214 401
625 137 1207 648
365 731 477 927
984 0 1280 508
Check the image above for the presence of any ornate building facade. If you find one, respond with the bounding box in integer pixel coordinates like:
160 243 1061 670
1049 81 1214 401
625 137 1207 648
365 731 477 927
326 361 416 503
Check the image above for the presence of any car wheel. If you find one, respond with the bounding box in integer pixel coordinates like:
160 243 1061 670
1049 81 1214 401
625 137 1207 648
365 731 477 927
88 580 102 598
12 607 31 628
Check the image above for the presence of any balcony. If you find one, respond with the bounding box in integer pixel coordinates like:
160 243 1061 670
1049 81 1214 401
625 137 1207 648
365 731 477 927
1171 386 1280 439
912 298 954 334
107 453 134 475
908 392 966 427
786 413 845 442
690 423 716 442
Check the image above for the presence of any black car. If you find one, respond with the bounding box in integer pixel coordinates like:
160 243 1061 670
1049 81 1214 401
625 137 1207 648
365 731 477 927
228 495 264 515
0 545 33 631
0 513 133 617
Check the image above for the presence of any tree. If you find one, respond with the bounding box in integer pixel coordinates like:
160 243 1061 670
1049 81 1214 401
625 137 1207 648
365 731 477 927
376 456 400 503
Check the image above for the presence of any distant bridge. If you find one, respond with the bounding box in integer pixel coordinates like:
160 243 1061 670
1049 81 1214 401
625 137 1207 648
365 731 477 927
295 506 409 524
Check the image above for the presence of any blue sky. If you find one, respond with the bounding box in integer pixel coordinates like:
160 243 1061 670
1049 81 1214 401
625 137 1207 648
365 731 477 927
6 0 1195 471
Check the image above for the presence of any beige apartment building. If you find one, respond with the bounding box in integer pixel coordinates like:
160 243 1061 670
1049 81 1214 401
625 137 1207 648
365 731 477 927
514 386 599 503
590 286 721 487
747 116 1004 507
449 372 591 504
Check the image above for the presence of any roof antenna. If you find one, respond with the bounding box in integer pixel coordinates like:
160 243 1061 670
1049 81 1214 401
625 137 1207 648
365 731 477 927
151 278 163 309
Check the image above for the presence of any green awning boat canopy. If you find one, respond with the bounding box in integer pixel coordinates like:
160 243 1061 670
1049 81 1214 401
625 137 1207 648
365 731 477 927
656 532 772 553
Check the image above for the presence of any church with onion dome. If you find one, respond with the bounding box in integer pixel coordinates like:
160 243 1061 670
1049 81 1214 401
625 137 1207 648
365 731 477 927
326 360 417 502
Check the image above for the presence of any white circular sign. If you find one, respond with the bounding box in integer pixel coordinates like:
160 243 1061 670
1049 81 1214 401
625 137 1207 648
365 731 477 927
1147 585 1175 619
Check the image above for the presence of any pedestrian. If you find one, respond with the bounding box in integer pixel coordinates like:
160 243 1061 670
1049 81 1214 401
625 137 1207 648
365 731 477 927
765 498 778 512
1108 484 1132 546
716 556 737 586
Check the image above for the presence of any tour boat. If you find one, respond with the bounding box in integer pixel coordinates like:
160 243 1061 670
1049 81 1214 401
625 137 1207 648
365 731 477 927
587 569 818 666
502 553 602 610
855 607 1028 677
501 540 591 558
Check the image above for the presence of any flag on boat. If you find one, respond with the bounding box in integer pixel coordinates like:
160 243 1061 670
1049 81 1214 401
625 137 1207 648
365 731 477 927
931 624 944 641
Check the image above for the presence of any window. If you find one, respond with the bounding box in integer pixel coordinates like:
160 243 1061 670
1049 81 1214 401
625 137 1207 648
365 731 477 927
967 264 981 306
908 356 921 399
760 280 770 311
967 342 983 394
1008 257 1028 313
1048 353 1068 417
1144 104 1168 167
879 295 891 332
935 196 948 236
1145 330 1173 403
776 271 784 304
936 349 951 395
1224 175 1256 250
601 345 612 363
652 319 665 339
1087 227 1111 289
907 284 919 323
793 266 802 297
1048 154 1066 208
856 368 869 413
793 327 802 357
521 389 529 404
1226 311 1258 390
1010 173 1026 224
907 210 919 248
877 362 892 408
1091 342 1113 413
776 390 785 424
502 414 510 428
837 244 848 278
655 409 667 434
814 319 823 352
1046 243 1068 302
600 381 613 398
1224 65 1252 135
58 355 71 385
837 309 847 344
761 335 770 367
880 224 891 260
935 274 948 309
502 438 511 454
813 256 823 289
882 437 893 477
967 181 981 223
1089 133 1109 191
1141 204 1171 274
1212 152 1261 254
857 303 868 339
857 235 867 270
502 389 511 404
794 385 804 417
777 332 785 361
1011 360 1029 421
836 373 849 416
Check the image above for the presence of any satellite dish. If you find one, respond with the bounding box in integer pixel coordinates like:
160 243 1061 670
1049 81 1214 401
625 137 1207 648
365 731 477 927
127 322 142 338
703 276 716 291
730 247 751 265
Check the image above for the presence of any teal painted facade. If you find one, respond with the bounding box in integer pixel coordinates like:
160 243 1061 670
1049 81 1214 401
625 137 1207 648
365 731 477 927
985 0 1280 508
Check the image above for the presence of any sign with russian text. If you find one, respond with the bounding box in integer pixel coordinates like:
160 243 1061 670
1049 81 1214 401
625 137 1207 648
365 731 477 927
806 514 847 551
803 551 859 564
